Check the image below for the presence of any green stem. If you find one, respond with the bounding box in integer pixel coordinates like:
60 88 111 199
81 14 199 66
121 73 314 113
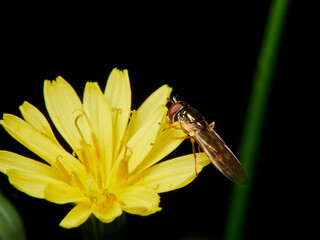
223 1 290 240
81 213 126 240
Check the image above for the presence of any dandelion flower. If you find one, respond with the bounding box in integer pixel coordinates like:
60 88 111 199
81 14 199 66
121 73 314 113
0 68 211 228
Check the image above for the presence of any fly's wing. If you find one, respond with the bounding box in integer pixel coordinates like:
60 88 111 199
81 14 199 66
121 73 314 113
194 126 248 184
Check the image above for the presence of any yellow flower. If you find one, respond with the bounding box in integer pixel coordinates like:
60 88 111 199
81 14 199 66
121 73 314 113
0 68 210 228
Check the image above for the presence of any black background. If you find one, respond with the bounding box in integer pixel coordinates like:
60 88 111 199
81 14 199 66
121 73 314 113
0 1 318 240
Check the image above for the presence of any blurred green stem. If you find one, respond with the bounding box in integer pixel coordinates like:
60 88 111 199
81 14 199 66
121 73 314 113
223 1 290 240
81 213 126 240
0 192 27 240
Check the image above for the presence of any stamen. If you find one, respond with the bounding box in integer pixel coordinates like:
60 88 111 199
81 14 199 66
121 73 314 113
125 146 133 158
74 147 91 174
112 107 123 116
102 188 110 197
96 170 103 191
74 114 86 142
116 160 128 182
115 132 129 160
111 107 123 158
129 110 137 120
55 156 72 183
116 145 132 184
91 132 101 162
73 109 102 166
73 113 93 174
111 107 122 134
103 191 117 202
85 180 99 203
72 171 86 193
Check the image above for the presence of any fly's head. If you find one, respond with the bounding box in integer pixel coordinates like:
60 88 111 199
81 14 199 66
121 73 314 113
167 96 189 122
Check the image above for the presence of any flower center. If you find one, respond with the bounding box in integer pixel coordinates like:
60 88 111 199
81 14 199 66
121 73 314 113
54 107 135 204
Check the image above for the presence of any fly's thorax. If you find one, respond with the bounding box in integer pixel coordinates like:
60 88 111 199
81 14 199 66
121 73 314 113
177 106 207 136
177 106 206 125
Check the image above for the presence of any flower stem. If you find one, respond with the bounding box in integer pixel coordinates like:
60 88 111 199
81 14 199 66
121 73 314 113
223 1 290 240
81 213 126 240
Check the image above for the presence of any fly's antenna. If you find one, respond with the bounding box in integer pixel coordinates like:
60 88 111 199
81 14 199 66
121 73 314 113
172 94 179 102
167 97 174 103
167 94 179 104
172 96 177 102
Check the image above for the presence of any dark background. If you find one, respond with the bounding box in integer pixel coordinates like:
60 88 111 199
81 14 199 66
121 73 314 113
0 1 318 240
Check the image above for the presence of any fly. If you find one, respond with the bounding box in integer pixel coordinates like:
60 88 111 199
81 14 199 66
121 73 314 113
167 97 248 184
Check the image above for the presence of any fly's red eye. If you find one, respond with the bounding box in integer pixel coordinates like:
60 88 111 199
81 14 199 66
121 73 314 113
168 103 182 121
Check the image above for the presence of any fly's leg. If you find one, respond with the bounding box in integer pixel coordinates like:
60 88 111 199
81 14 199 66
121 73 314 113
158 118 181 131
150 118 186 145
209 121 215 130
190 138 198 176
197 144 201 153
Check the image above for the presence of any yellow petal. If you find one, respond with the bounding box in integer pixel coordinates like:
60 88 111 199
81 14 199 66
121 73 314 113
93 195 122 223
44 76 83 150
119 186 161 216
6 168 67 199
83 82 113 176
134 152 211 193
134 126 187 174
127 84 172 138
104 68 131 155
60 202 93 229
19 101 61 146
44 183 86 204
0 114 84 174
0 150 63 181
0 151 66 198
126 105 167 172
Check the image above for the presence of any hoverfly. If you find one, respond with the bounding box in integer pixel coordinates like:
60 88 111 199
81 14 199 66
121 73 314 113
167 97 248 184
